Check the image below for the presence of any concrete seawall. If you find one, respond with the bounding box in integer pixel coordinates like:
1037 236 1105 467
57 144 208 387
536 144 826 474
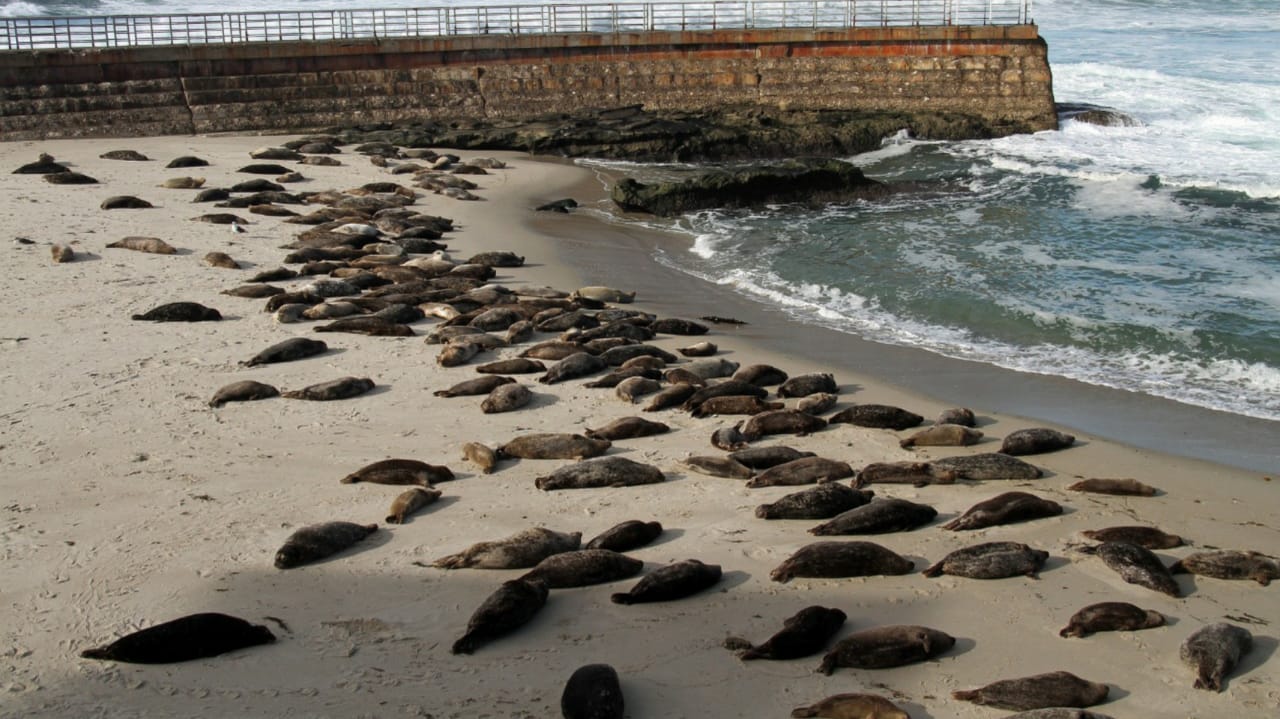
0 25 1055 140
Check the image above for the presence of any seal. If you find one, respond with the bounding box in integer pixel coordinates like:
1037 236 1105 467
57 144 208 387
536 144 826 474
818 625 956 674
106 236 175 254
789 694 909 719
599 344 678 367
680 455 754 479
584 416 670 441
649 317 708 335
1067 477 1157 496
203 251 240 269
498 433 611 460
1169 549 1280 585
682 380 768 412
664 368 708 387
770 541 914 583
755 483 874 520
540 352 607 383
922 541 1049 579
854 461 957 488
434 375 515 398
315 317 414 337
616 376 663 403
730 446 816 469
952 671 1109 711
436 342 483 367
561 664 624 719
475 358 546 375
931 453 1042 480
732 364 790 386
131 302 222 322
1078 541 1180 597
451 577 549 655
274 521 378 569
385 487 442 523
711 424 749 450
1080 526 1183 549
777 373 838 398
937 407 977 427
536 456 665 491
1058 602 1166 638
44 171 98 184
50 244 75 263
828 404 923 431
941 492 1063 531
80 613 275 664
691 395 784 418
745 457 854 488
281 377 375 401
341 459 453 486
723 605 846 661
572 286 635 304
1000 427 1076 455
161 176 205 189
1180 622 1252 691
585 520 663 552
610 558 721 604
900 424 984 448
208 380 279 408
462 442 498 474
242 337 328 367
222 283 285 299
433 527 582 569
481 383 533 414
1001 712 1115 719
518 549 644 588
584 367 661 389
809 498 937 535
100 149 150 161
100 196 153 210
740 409 827 440
796 392 838 415
678 341 718 357
643 383 700 411
683 357 740 380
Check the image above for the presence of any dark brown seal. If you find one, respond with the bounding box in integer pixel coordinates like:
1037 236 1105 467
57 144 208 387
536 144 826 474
208 380 279 407
1080 541 1180 597
341 458 453 486
730 445 816 469
1081 526 1183 549
518 549 644 588
481 383 533 413
828 404 923 430
745 457 854 488
610 559 722 604
854 461 957 488
941 491 1063 531
1180 622 1252 691
561 664 624 719
1067 477 1158 496
281 376 375 401
732 364 790 386
809 498 937 535
755 483 874 520
434 375 515 397
584 520 663 552
953 671 1109 711
101 195 153 209
1169 550 1280 585
80 613 275 664
1000 427 1076 455
770 541 914 583
535 456 664 490
241 337 328 367
584 416 670 441
790 694 910 719
643 383 700 411
274 521 378 569
433 527 582 569
922 541 1049 579
498 433 611 460
739 409 827 440
690 395 782 417
818 625 956 674
540 352 607 383
1059 602 1166 638
385 487 442 523
451 578 549 654
710 424 749 450
777 373 837 398
475 358 546 374
131 302 222 322
931 453 1042 480
723 605 846 661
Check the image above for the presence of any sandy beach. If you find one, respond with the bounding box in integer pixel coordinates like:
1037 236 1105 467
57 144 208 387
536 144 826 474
1 134 1276 719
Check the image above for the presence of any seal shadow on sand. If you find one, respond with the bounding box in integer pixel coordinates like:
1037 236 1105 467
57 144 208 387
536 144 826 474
714 569 751 592
641 527 684 549
1236 633 1278 680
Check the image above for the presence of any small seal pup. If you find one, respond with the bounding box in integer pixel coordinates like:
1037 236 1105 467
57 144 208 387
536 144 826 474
1081 526 1183 549
1169 549 1280 585
80 613 275 664
755 484 875 520
585 520 663 552
434 527 582 569
828 404 923 431
518 549 644 588
923 542 1050 579
610 559 721 604
723 605 847 661
498 433 611 460
818 625 956 674
770 541 914 582
1181 622 1252 691
208 380 279 407
1067 477 1158 496
746 456 854 488
281 376 375 401
341 459 453 486
1000 427 1076 455
462 442 498 474
274 521 378 569
385 487 442 523
481 383 533 414
131 302 222 322
789 693 910 719
952 671 1109 711
809 498 937 535
561 664 625 719
535 456 665 491
584 416 669 441
241 337 328 367
900 424 984 448
451 578 549 654
1059 602 1166 638
931 453 1042 480
941 492 1063 531
1078 541 1181 596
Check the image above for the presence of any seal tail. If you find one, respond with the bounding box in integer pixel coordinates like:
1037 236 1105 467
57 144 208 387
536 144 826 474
790 707 819 718
1168 559 1187 574
450 635 477 655
816 653 837 675
432 553 467 569
79 646 113 660
951 689 980 702
922 561 945 578
609 592 635 605
939 517 967 531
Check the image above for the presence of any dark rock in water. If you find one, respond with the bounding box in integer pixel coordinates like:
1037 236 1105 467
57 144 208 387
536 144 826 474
1057 102 1142 127
536 198 578 213
611 158 884 216
80 613 275 663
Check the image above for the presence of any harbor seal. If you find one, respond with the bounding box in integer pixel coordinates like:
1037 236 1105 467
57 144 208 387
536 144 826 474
1067 477 1157 496
561 664 624 719
723 605 846 661
433 527 581 570
818 625 956 674
755 483 874 520
610 558 721 604
809 498 937 535
1180 622 1252 691
680 455 754 479
80 613 275 664
952 671 1109 711
730 445 816 469
434 375 515 398
203 251 239 269
281 376 375 401
682 380 768 411
106 236 175 254
131 302 222 322
572 286 635 304
1169 549 1280 585
385 487 442 523
535 456 664 491
648 317 708 335
739 409 827 440
481 383 533 414
585 520 663 552
777 373 837 398
900 424 984 448
745 456 854 488
931 453 1042 480
451 578 549 654
643 383 700 411
691 395 783 418
923 541 1049 579
1080 526 1183 549
584 416 670 441
710 424 748 450
341 459 453 486
101 195 153 209
274 521 378 569
789 694 910 719
678 341 718 357
208 380 279 408
615 376 663 402
796 392 838 415
941 491 1063 531
1000 427 1076 455
241 337 328 367
50 244 75 263
518 549 644 588
828 404 923 430
462 442 498 474
770 541 914 583
854 461 957 488
1059 602 1166 638
733 364 790 386
498 433 611 460
540 352 607 383
1079 541 1181 597
475 358 546 374
937 407 977 427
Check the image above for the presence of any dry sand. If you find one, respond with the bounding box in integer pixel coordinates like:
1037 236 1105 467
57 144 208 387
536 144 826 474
0 134 1276 719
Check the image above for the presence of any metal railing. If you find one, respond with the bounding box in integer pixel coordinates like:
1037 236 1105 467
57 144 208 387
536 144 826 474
0 1 1033 51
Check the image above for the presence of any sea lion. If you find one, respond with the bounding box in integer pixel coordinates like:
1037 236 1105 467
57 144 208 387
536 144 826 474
809 498 937 535
518 549 644 588
1079 541 1180 597
680 455 754 479
682 380 768 411
131 302 222 322
691 395 784 418
584 416 670 441
498 433 611 460
222 283 284 298
50 244 75 263
730 445 816 469
777 373 837 398
679 341 718 357
931 453 1043 480
755 483 874 520
922 541 1049 579
644 383 700 411
208 380 279 408
746 457 855 488
434 375 515 398
740 409 827 440
724 605 846 661
941 491 1063 531
733 364 789 386
274 521 378 569
585 520 663 552
434 527 582 570
203 251 239 269
1067 478 1158 496
789 693 910 719
711 424 749 450
535 456 665 491
540 352 607 383
80 613 275 664
101 195 153 210
1180 622 1252 691
451 578 549 654
281 376 375 401
616 376 663 403
683 357 740 380
828 404 923 430
340 459 453 486
462 442 498 474
1081 526 1184 549
561 664 624 719
610 559 721 604
106 236 175 254
900 424 984 448
1169 549 1280 585
796 392 839 415
481 383 533 414
818 625 956 674
854 461 957 488
385 487 442 523
937 407 977 427
770 541 914 583
1058 602 1166 638
1000 427 1076 455
475 358 545 375
161 176 205 189
952 671 1110 710
241 337 328 366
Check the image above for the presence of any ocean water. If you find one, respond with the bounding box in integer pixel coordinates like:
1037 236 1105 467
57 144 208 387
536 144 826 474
5 1 1278 426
